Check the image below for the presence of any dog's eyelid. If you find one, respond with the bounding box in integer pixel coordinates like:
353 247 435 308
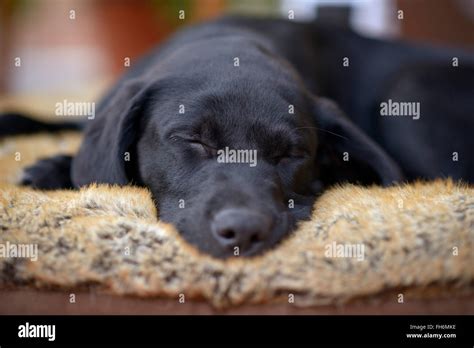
189 140 218 158
270 148 309 165
168 135 181 142
188 138 216 150
169 134 217 156
168 133 200 142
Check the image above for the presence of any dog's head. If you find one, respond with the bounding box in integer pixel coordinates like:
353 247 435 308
73 39 402 257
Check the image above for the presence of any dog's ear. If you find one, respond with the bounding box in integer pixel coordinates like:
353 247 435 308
72 79 154 186
311 97 404 187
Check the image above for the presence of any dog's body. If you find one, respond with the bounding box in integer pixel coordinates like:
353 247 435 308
3 16 474 257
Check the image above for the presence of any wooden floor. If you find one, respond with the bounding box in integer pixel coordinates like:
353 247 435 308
1 289 473 315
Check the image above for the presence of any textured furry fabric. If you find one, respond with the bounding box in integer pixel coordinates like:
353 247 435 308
0 131 473 308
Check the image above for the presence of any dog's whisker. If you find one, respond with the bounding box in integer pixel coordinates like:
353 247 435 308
293 126 348 140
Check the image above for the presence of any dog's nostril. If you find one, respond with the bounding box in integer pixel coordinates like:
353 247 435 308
211 208 272 255
219 228 236 240
249 233 261 244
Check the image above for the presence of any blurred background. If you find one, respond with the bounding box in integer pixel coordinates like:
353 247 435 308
0 0 473 99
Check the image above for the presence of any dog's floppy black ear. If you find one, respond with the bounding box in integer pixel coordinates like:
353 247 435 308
312 97 404 187
72 79 153 186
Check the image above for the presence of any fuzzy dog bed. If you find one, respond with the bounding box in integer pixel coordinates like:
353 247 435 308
0 127 473 309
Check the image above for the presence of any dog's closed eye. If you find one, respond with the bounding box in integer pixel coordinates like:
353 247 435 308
188 139 217 157
170 135 217 157
270 149 309 165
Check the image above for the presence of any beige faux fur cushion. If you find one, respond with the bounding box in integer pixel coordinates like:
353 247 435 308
0 131 473 308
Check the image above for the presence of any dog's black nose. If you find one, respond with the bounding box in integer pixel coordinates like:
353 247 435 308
211 208 272 256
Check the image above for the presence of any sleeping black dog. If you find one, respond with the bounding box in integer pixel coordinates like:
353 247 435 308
2 16 473 257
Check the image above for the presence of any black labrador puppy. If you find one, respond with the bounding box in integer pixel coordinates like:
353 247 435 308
3 16 473 257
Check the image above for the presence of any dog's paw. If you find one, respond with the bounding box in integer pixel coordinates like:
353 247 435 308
20 155 73 190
